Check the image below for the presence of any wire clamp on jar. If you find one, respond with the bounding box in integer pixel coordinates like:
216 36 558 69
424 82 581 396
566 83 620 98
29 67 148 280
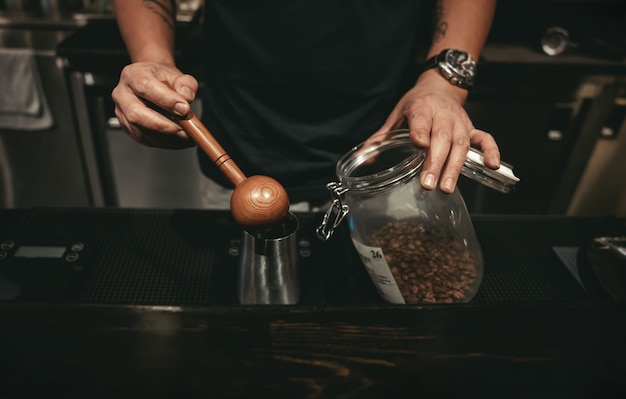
315 182 349 241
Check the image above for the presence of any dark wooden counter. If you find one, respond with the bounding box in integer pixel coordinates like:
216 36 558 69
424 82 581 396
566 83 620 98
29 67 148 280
0 207 625 398
1 301 625 398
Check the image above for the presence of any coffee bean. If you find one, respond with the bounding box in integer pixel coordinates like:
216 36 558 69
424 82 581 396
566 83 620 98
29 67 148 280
366 220 482 304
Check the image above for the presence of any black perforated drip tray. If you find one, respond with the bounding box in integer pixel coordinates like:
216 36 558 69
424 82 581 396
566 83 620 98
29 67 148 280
1 207 623 306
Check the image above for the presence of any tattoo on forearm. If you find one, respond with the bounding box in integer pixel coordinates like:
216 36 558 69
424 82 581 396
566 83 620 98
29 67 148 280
143 0 175 30
433 0 447 42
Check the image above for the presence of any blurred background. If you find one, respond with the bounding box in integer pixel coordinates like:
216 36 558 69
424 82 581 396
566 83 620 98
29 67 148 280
0 0 624 216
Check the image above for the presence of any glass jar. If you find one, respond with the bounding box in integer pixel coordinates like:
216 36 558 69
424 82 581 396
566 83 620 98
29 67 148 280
317 130 519 304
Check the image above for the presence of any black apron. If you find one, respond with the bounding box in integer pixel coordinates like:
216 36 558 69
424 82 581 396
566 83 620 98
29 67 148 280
199 0 425 202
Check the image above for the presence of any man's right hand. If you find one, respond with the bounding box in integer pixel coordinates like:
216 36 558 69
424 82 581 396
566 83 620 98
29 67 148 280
111 62 199 149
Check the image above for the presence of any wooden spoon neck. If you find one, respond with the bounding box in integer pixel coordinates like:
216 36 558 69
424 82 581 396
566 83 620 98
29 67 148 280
161 81 248 187
175 112 248 186
230 172 246 187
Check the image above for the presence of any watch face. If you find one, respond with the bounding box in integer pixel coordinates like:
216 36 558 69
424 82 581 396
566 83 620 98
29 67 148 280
445 49 476 78
438 49 476 88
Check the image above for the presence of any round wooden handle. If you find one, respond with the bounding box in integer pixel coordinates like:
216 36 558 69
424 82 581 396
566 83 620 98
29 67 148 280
231 175 290 228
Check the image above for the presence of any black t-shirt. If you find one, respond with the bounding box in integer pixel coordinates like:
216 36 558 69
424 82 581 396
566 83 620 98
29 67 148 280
199 0 426 203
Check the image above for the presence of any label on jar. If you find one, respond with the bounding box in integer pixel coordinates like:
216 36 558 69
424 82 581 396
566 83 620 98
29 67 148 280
351 239 405 304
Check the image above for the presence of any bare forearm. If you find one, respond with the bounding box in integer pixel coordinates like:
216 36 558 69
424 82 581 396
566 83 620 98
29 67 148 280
112 0 177 64
427 0 497 59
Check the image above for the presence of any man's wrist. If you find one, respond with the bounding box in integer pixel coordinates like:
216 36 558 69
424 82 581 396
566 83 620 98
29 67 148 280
417 69 470 103
419 49 476 90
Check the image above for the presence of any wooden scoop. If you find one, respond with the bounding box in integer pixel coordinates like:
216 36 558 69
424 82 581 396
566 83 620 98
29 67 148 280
163 83 290 229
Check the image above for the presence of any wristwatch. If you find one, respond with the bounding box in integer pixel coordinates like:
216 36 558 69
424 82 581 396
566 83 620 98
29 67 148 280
419 49 476 90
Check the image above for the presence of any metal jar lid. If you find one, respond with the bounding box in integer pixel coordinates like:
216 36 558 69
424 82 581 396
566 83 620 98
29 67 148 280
462 146 520 193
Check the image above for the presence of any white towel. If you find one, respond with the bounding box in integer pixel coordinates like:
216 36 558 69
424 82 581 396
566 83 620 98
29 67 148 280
0 48 54 131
